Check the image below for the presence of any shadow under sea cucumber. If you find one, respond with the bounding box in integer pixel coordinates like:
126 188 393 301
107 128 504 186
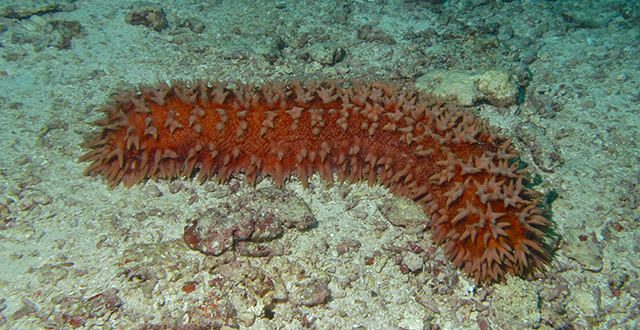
80 80 553 283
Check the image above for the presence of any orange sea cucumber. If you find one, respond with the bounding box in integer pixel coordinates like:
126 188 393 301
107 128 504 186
80 80 552 283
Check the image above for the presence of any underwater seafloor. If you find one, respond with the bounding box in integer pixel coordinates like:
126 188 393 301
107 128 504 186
0 0 638 329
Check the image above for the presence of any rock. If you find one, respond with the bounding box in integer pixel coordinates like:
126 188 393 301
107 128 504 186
416 69 519 107
416 71 477 106
125 2 168 32
184 208 255 256
357 24 397 44
0 203 14 230
378 198 429 234
564 231 603 272
475 70 519 107
48 20 83 49
184 188 316 256
403 253 424 272
336 238 361 255
293 280 331 307
179 17 205 33
0 0 76 19
571 285 601 318
306 43 346 66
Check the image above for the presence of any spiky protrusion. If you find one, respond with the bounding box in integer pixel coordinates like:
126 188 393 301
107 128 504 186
80 80 552 283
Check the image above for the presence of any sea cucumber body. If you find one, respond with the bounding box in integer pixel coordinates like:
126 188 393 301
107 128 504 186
81 80 551 282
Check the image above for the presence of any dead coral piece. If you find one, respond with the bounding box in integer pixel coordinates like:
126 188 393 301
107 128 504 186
292 280 331 307
187 292 239 329
179 263 279 328
0 0 76 20
416 70 519 107
0 203 14 230
379 197 430 234
564 229 603 272
183 188 316 256
117 240 199 299
48 20 82 49
50 288 122 329
125 3 168 32
336 238 362 255
357 24 397 44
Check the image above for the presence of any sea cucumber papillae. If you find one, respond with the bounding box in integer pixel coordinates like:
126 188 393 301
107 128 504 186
80 80 552 283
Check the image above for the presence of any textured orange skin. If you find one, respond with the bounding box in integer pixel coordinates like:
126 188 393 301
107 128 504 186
81 81 552 283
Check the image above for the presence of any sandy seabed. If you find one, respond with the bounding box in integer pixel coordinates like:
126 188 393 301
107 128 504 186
0 0 638 329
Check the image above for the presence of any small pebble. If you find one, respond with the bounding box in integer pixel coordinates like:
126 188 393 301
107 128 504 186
296 281 331 307
403 253 424 272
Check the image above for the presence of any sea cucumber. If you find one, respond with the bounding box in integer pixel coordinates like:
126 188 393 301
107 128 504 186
80 80 552 283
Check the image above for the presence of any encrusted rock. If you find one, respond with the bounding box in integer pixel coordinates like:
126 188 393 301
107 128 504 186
564 234 603 272
416 69 519 107
184 188 316 256
336 238 361 255
0 0 76 19
0 203 14 230
125 2 168 32
293 280 331 307
357 24 397 44
570 285 602 319
378 197 429 234
306 43 346 66
403 252 424 273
